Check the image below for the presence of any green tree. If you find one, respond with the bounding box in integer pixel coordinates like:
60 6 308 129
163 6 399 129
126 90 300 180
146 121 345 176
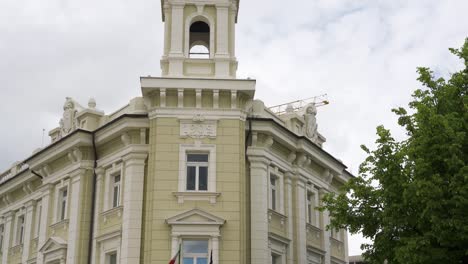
321 40 468 264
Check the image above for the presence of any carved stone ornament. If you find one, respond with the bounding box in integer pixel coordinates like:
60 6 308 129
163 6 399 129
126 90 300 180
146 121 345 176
302 103 319 143
180 116 217 139
56 97 85 140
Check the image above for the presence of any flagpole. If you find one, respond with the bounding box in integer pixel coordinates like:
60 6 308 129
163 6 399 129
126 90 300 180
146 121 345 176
178 243 181 264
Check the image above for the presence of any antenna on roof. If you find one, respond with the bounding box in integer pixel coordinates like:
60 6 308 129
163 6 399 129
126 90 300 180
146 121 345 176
268 94 329 115
41 129 45 147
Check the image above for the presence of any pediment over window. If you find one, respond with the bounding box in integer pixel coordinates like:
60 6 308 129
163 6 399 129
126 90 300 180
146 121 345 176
166 208 225 226
39 236 67 255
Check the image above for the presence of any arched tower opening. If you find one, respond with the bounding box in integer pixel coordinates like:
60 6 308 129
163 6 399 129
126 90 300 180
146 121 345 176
189 21 210 59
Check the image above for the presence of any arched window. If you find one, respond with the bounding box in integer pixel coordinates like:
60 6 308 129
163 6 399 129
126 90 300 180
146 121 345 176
189 21 210 59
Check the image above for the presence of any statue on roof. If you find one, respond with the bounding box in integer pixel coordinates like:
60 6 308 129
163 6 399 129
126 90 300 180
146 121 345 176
59 97 78 138
303 103 318 143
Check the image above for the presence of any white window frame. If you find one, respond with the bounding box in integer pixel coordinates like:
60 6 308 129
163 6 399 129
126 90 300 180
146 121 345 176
307 250 324 264
269 238 286 264
111 174 121 208
54 180 70 223
104 165 123 212
106 251 118 264
15 214 25 245
34 201 42 238
178 144 216 193
58 188 68 221
270 175 278 211
268 167 284 214
185 153 209 191
97 231 121 264
0 223 4 253
306 187 320 227
181 239 210 264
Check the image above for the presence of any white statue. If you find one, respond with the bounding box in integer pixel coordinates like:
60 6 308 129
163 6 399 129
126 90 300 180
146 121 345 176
59 97 78 138
303 104 318 142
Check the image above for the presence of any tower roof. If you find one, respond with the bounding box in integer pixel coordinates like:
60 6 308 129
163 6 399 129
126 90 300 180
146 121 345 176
160 0 240 22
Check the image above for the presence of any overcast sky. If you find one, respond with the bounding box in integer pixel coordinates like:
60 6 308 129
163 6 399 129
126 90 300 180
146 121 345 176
1 0 467 256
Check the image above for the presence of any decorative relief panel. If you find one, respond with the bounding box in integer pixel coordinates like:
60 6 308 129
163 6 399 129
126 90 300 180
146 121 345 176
180 115 217 139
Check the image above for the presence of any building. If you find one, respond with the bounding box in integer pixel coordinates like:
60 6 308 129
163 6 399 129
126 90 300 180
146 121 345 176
0 0 353 263
349 255 366 264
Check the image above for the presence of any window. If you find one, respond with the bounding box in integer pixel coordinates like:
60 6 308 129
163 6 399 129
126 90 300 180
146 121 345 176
35 202 42 237
107 252 117 264
269 239 286 264
182 240 209 264
307 189 319 226
270 175 278 211
0 224 4 252
112 174 121 208
186 154 209 191
307 251 323 264
307 193 312 223
272 253 281 264
331 228 341 241
189 21 210 59
16 215 25 245
59 188 68 221
177 144 217 203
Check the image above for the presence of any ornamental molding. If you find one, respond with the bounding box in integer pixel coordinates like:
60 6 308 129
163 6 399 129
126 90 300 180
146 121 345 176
180 115 217 139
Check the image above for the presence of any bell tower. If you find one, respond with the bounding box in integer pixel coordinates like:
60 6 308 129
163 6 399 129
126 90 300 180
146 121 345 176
160 0 239 79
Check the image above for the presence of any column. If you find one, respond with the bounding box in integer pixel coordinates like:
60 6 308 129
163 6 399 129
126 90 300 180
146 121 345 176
120 153 147 264
21 200 36 263
169 3 184 55
229 8 236 58
67 169 91 264
91 168 105 264
344 228 349 264
211 236 219 264
171 235 179 257
215 4 230 77
294 175 307 264
319 189 331 264
216 5 229 56
284 172 294 264
248 156 270 263
168 3 184 76
1 211 14 264
37 185 52 264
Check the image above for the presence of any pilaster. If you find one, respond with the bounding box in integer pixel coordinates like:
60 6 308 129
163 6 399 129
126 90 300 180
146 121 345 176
168 3 185 76
36 185 52 264
248 156 270 263
1 211 14 264
319 188 331 264
211 236 219 264
91 168 105 264
293 174 307 264
67 169 91 264
284 172 294 264
215 4 229 56
120 152 147 264
21 200 36 263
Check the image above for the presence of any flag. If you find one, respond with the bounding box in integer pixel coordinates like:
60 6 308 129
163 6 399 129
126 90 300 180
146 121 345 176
209 250 213 264
169 244 181 264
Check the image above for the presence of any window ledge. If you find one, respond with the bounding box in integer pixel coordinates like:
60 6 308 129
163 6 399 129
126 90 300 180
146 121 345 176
50 219 69 231
268 209 287 226
100 206 123 223
9 244 23 255
173 191 221 204
31 237 39 250
306 223 321 232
